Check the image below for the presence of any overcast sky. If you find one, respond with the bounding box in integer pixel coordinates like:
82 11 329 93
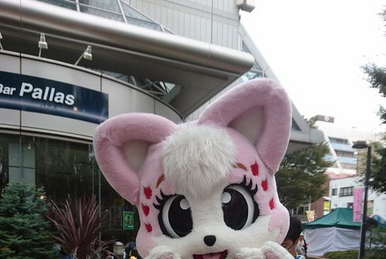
241 0 386 133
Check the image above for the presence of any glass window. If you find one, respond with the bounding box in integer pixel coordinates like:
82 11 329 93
339 186 353 197
329 137 348 144
336 150 354 157
0 133 138 244
79 0 120 12
126 17 163 31
291 119 301 131
37 0 77 10
121 1 153 21
34 136 97 202
80 5 125 22
332 188 337 196
0 134 19 192
297 206 305 215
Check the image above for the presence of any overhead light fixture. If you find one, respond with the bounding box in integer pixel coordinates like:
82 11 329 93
38 33 48 57
74 45 92 66
0 32 3 50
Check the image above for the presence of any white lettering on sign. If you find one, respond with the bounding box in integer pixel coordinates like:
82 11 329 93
0 84 17 95
19 82 75 106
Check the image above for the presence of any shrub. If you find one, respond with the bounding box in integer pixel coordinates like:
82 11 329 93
48 195 111 259
364 226 386 259
323 250 358 259
0 182 55 259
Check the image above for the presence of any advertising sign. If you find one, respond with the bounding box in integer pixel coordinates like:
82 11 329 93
323 201 330 213
306 210 315 222
353 187 364 222
0 71 108 123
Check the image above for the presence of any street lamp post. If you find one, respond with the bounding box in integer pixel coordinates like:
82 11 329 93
352 141 372 259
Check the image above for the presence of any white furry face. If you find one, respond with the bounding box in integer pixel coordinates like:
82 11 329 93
153 199 277 259
151 170 279 259
162 125 236 199
146 125 281 259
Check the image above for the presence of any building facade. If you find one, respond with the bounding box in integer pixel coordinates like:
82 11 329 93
0 0 323 243
307 116 385 220
330 176 386 216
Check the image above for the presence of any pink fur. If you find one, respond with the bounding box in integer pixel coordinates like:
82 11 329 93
198 78 291 174
93 113 177 204
93 78 293 259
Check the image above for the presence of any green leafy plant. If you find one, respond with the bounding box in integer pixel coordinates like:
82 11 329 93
48 194 111 259
0 182 55 259
364 226 386 259
324 250 358 259
277 142 332 210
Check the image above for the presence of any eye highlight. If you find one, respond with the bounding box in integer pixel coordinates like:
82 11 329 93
222 176 259 230
154 192 193 238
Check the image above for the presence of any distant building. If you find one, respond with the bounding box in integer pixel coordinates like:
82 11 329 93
305 115 384 220
330 176 386 216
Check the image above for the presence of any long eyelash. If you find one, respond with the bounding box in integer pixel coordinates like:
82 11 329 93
154 191 169 211
240 175 258 196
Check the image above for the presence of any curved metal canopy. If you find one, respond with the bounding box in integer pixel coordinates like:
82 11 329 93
0 0 255 117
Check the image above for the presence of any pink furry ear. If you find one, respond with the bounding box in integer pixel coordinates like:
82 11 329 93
93 113 177 205
198 78 292 174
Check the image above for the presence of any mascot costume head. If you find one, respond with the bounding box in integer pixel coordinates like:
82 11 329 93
93 78 294 259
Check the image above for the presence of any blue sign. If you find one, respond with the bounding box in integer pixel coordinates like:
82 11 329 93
0 71 108 124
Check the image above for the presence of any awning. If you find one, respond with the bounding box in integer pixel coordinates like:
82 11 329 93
304 208 361 230
372 214 386 227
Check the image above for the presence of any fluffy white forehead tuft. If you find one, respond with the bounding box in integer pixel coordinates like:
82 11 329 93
162 124 236 199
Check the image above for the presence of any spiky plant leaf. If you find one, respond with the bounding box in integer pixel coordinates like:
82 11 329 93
48 195 111 259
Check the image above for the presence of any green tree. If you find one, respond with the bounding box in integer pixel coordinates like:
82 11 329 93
360 66 386 194
276 143 333 210
304 116 318 129
0 182 55 259
361 9 386 193
362 63 386 123
356 140 386 194
370 145 386 193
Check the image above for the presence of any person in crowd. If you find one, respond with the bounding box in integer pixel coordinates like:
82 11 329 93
105 251 114 259
125 237 141 259
295 232 307 256
281 216 306 259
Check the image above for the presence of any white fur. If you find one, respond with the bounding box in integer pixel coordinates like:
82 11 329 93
235 242 293 259
261 241 295 259
151 197 279 259
146 246 181 259
162 124 236 199
235 247 265 259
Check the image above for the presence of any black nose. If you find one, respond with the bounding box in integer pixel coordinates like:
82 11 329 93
204 235 216 246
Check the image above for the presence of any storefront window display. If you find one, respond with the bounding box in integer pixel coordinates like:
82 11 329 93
0 132 138 243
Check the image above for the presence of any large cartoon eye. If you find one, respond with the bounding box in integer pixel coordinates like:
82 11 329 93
155 194 193 238
221 183 259 230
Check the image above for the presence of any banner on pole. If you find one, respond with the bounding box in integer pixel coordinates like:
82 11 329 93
353 187 364 222
306 210 315 222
